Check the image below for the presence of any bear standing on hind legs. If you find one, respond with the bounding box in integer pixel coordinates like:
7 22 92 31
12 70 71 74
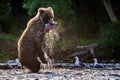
18 7 56 73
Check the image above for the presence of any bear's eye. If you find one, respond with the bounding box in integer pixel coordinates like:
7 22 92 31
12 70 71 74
44 14 51 19
46 12 53 18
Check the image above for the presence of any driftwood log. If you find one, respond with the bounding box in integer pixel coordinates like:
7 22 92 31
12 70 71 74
69 43 97 58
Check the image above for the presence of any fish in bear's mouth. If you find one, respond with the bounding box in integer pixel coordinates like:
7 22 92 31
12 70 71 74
44 20 57 33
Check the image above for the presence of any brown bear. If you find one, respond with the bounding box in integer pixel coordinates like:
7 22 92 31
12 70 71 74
18 7 56 73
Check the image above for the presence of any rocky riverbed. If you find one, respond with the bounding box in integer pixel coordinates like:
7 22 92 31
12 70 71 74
0 63 120 80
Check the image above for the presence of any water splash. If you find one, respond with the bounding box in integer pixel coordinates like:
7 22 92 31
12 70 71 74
43 27 59 69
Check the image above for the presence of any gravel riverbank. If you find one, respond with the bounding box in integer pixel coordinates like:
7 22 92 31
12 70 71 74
0 62 120 80
0 67 120 80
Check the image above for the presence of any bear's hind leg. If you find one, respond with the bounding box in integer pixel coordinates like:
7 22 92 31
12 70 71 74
30 60 40 73
30 62 40 73
21 58 40 73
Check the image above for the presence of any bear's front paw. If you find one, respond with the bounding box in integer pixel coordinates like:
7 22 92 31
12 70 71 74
42 60 47 64
37 57 47 64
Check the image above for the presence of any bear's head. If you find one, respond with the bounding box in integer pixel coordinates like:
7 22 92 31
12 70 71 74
38 7 56 25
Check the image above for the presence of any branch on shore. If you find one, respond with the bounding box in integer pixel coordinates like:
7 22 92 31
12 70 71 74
69 43 97 57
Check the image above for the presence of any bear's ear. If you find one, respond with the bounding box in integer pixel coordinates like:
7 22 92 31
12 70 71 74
48 7 54 18
38 8 45 15
48 7 53 11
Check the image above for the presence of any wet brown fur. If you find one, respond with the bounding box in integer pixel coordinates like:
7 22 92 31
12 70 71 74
18 7 54 73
